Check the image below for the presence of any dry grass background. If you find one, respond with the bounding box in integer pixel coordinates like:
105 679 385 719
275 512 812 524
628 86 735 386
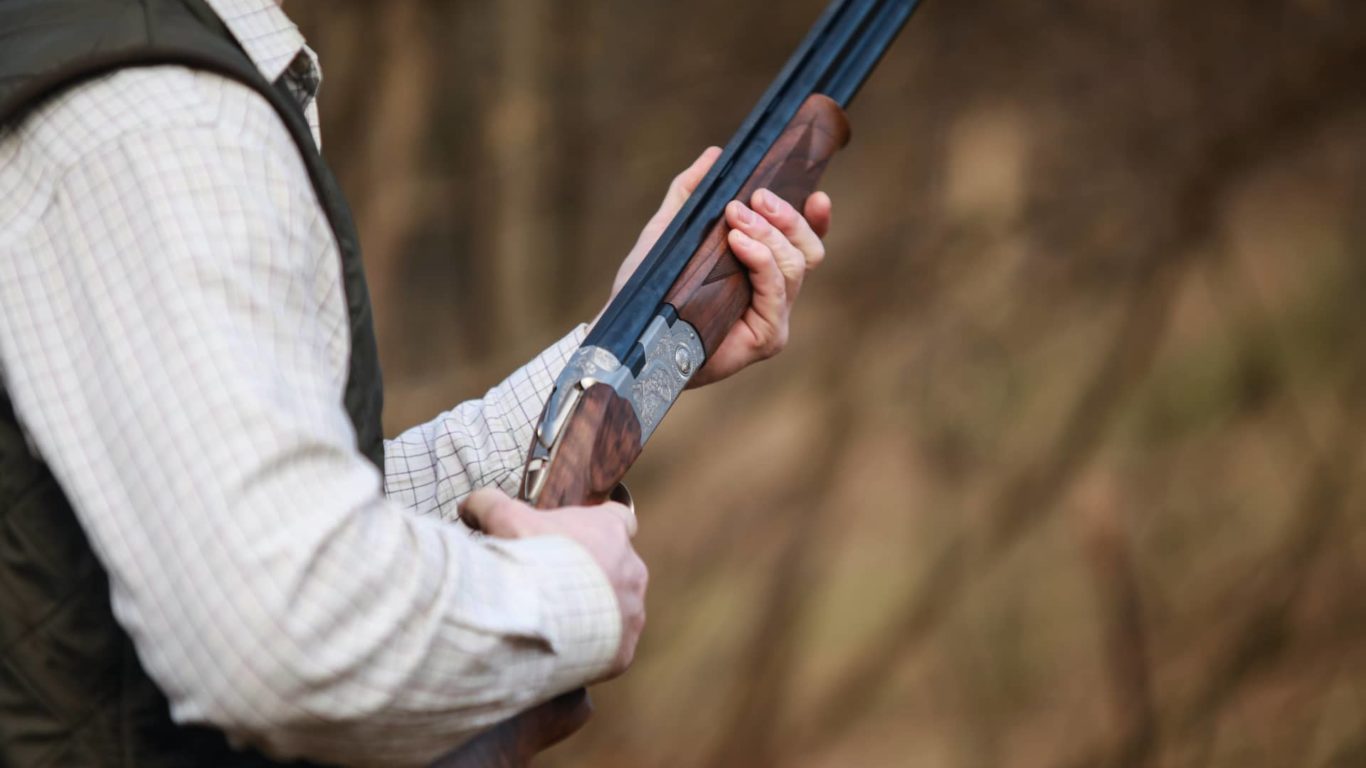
289 1 1366 765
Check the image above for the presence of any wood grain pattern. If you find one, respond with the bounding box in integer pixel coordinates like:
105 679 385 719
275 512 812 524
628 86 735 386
665 94 850 353
533 383 644 510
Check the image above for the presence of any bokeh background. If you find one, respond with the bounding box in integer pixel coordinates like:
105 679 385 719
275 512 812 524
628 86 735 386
289 1 1366 766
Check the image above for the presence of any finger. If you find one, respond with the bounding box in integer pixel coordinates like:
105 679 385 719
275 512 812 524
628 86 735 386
727 227 789 356
459 488 525 538
726 200 805 297
726 223 786 310
663 146 722 210
636 147 723 250
458 488 502 532
752 188 826 272
600 501 638 539
804 191 833 239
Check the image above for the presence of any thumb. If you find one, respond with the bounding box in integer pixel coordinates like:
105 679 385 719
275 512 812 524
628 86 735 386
661 146 722 212
629 146 725 261
460 488 535 538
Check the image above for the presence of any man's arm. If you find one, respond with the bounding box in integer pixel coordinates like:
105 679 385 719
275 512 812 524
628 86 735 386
0 68 624 766
383 325 587 520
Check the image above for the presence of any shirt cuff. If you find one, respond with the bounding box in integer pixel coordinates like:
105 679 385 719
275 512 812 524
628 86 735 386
484 533 621 692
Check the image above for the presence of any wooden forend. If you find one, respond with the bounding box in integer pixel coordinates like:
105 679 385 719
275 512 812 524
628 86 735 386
665 93 850 354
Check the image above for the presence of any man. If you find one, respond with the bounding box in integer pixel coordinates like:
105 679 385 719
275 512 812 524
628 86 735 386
0 1 830 766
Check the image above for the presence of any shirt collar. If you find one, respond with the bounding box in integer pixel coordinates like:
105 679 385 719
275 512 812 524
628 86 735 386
201 0 308 83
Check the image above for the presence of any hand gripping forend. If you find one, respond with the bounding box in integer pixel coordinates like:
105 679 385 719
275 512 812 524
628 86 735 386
665 94 850 354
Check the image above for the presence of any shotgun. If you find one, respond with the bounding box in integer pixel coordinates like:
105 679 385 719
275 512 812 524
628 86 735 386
435 0 923 764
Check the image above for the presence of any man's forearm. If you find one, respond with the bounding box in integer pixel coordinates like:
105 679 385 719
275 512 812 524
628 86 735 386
383 324 588 521
176 468 621 766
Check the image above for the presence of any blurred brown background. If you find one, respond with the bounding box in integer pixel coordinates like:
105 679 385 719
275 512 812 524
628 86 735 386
289 1 1365 766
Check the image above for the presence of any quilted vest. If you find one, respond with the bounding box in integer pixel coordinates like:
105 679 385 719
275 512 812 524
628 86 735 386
0 1 384 764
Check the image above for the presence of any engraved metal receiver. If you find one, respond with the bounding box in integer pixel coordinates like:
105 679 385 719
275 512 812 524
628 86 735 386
521 311 705 506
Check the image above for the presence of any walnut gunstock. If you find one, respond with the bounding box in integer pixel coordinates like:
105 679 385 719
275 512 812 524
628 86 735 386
530 383 644 510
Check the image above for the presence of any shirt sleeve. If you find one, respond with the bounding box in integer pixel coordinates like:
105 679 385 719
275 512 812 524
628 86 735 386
0 69 619 766
383 324 587 520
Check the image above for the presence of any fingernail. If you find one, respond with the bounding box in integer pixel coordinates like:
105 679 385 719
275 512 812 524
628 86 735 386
735 202 755 225
758 189 777 213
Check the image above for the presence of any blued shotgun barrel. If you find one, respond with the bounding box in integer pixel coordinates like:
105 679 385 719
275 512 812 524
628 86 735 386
432 0 921 765
585 0 922 359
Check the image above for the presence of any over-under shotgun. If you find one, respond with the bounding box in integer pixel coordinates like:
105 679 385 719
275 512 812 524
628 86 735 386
436 0 924 764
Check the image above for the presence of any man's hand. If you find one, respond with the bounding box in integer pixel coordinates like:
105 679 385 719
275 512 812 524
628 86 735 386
601 147 833 387
460 489 648 679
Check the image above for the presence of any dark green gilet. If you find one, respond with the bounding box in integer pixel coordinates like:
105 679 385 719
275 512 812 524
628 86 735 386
0 1 385 765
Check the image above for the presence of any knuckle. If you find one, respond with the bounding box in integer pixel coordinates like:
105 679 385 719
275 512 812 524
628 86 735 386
481 500 506 524
773 198 798 226
758 333 778 359
768 328 789 357
494 508 527 537
761 244 781 266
